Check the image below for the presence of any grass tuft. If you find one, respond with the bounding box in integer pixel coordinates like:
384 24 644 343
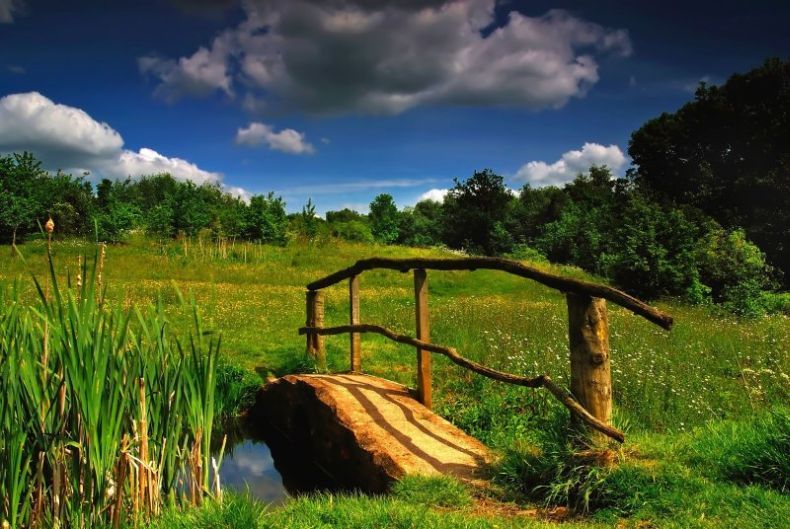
391 475 474 508
685 407 789 491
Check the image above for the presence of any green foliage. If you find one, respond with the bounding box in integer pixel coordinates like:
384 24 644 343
628 58 790 282
397 200 444 247
685 408 790 491
329 219 374 243
215 361 263 422
368 193 400 243
694 227 773 315
506 244 548 263
95 201 141 242
0 244 222 527
443 169 515 255
246 193 288 244
289 198 325 241
600 195 701 299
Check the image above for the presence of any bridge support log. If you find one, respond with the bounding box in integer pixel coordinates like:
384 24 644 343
349 275 361 372
567 293 612 445
306 290 326 369
414 269 432 409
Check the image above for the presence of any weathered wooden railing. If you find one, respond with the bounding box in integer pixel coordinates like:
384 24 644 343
299 257 673 443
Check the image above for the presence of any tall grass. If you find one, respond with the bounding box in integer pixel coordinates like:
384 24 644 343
0 244 222 528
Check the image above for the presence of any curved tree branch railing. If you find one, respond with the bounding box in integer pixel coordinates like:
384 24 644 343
301 257 673 444
299 323 625 442
307 257 673 329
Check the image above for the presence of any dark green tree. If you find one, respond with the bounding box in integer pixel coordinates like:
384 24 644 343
628 58 790 281
442 169 514 255
368 194 400 244
245 193 288 244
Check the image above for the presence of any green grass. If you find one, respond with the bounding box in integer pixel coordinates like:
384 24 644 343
0 242 222 527
1 236 788 528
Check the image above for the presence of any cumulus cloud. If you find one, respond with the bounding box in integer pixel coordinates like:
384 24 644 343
236 122 315 154
418 188 449 203
140 0 631 114
0 92 236 190
514 143 627 187
139 33 234 102
106 148 221 184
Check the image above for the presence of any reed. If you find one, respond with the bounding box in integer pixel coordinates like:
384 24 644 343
0 242 222 528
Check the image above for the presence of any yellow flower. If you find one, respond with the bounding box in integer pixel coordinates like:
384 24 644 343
45 217 55 234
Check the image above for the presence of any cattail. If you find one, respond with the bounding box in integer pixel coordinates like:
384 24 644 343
97 243 106 305
45 218 55 234
76 255 83 290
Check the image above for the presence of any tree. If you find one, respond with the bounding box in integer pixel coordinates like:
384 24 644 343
368 194 399 244
628 58 790 282
0 192 37 251
442 169 514 255
245 193 287 244
398 200 443 247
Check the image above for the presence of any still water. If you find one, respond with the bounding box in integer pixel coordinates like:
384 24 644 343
216 424 340 503
219 439 289 504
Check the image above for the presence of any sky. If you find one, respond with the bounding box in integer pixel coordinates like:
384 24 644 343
1 0 789 214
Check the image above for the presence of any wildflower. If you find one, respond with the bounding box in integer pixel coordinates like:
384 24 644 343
45 217 55 234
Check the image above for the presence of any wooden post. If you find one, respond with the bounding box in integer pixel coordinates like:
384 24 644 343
566 293 612 444
349 275 361 372
306 290 326 369
414 268 432 409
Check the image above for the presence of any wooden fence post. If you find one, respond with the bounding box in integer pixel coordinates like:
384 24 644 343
306 290 326 369
349 275 361 372
566 293 612 444
414 269 432 409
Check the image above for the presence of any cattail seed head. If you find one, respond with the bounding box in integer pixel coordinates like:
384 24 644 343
45 218 55 234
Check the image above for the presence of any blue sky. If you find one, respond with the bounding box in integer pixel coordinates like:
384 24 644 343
1 0 789 214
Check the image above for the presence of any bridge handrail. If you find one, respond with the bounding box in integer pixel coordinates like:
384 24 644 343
302 256 675 445
306 257 672 330
299 323 625 442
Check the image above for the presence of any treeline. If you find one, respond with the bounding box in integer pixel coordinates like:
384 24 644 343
1 59 787 314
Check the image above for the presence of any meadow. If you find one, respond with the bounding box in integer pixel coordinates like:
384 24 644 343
1 236 788 528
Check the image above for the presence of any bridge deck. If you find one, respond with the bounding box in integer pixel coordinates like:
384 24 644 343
256 374 492 490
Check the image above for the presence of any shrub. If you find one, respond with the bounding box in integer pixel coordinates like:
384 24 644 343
330 220 374 243
215 361 263 422
696 227 771 301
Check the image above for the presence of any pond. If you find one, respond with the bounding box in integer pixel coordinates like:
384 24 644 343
217 423 342 503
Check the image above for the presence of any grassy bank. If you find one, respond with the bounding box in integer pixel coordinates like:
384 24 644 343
1 237 787 528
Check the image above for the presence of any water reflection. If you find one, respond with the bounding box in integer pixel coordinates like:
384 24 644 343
217 421 341 503
220 439 288 504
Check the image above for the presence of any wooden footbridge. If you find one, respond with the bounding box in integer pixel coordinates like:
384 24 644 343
257 257 673 489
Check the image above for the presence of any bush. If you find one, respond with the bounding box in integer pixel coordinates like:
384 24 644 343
330 220 374 243
215 362 262 422
696 227 771 301
506 244 548 264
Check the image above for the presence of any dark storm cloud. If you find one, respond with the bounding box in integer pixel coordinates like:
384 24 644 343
140 0 631 115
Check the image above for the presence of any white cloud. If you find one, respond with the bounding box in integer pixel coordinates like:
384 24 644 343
514 143 627 187
0 92 123 166
139 33 234 102
105 148 220 184
278 178 437 196
418 188 449 203
140 1 631 115
235 122 315 155
0 0 21 23
0 92 244 194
